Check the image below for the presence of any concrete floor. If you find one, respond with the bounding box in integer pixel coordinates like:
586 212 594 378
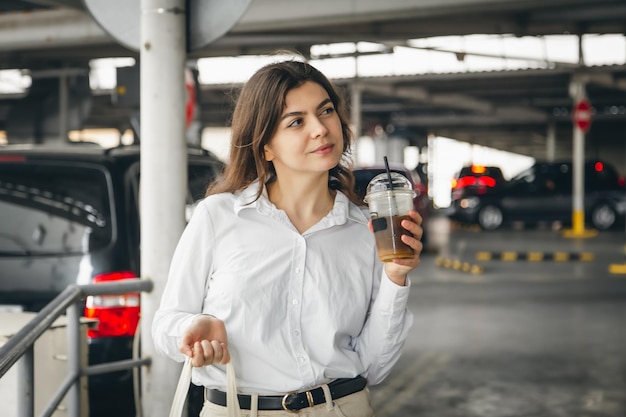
370 214 626 417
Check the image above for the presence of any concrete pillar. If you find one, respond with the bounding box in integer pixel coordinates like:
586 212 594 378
350 81 362 163
566 77 594 237
388 136 409 164
546 122 556 162
373 129 408 166
139 1 187 416
58 74 68 142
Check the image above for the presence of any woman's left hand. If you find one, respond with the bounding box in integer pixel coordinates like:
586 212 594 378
370 210 423 286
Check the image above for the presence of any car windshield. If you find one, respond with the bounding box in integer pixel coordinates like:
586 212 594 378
459 166 503 179
0 162 112 255
509 165 538 183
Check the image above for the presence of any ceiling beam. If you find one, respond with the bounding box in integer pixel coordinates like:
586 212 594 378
20 0 84 9
393 112 548 127
0 9 110 52
574 72 626 93
357 80 547 120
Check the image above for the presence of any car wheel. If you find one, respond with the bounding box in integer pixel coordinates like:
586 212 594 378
478 205 503 230
590 203 616 230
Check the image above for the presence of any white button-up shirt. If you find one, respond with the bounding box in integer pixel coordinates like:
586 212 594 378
152 182 413 395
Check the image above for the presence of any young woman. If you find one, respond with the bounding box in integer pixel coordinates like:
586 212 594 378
152 57 423 417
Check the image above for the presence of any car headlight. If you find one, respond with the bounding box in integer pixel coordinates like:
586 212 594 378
460 196 480 209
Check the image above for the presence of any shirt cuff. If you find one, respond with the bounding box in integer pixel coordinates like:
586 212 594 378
173 313 204 350
377 270 411 312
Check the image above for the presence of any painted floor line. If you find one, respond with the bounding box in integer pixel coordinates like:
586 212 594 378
374 353 450 417
370 352 438 405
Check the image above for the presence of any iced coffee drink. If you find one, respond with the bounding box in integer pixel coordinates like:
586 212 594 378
364 172 416 263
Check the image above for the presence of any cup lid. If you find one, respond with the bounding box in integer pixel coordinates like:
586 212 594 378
364 172 416 201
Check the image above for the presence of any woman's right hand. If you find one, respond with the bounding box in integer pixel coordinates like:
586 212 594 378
179 314 230 366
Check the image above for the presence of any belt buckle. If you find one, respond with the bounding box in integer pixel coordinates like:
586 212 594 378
281 392 299 413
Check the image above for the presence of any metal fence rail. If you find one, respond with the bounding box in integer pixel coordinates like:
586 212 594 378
0 279 153 417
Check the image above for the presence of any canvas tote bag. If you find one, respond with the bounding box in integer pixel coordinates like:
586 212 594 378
169 357 241 417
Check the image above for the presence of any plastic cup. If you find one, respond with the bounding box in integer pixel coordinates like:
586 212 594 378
364 172 416 262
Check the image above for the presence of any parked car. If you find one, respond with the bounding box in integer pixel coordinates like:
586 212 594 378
0 143 225 417
451 164 507 202
449 160 626 230
414 162 429 192
353 163 430 245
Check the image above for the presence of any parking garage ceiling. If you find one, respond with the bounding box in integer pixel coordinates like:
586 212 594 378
0 0 625 159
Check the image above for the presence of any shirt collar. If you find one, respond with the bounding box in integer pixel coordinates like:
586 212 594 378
335 191 370 225
233 181 266 215
233 181 370 226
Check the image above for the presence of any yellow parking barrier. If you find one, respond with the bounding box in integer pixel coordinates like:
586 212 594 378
579 252 594 262
501 252 518 261
435 257 484 274
609 246 626 275
476 252 492 261
474 251 593 262
553 252 569 262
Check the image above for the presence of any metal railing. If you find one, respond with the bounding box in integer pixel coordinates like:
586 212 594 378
0 279 153 417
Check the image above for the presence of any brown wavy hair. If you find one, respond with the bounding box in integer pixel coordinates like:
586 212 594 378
206 57 360 205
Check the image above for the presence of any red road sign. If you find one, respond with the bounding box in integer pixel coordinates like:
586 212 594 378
185 68 197 128
573 99 592 132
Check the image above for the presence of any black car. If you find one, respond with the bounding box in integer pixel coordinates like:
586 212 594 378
450 160 626 231
0 143 225 417
451 164 507 202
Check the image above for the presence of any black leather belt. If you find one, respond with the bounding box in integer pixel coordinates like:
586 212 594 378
206 375 367 412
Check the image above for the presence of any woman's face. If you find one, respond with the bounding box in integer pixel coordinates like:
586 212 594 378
264 81 344 179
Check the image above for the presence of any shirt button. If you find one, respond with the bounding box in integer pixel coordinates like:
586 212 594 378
294 330 300 336
292 299 299 305
295 268 301 273
299 356 307 362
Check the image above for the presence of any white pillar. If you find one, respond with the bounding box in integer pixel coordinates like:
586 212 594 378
388 136 409 165
373 129 387 164
546 122 556 162
140 1 187 416
568 78 587 235
58 74 68 142
373 128 409 166
350 81 362 163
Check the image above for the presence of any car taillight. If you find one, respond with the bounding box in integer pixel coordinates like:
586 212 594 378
476 176 497 187
454 176 477 189
0 155 26 162
84 271 140 339
594 162 604 172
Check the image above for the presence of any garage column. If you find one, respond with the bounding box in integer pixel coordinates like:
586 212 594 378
374 126 409 165
139 1 187 416
546 122 555 162
58 73 68 142
350 81 362 163
566 77 596 238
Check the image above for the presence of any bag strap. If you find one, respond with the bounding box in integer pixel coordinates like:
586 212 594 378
168 358 241 417
169 358 193 417
226 361 242 417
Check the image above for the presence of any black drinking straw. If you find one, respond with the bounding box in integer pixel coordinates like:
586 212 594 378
383 156 399 216
383 156 393 190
